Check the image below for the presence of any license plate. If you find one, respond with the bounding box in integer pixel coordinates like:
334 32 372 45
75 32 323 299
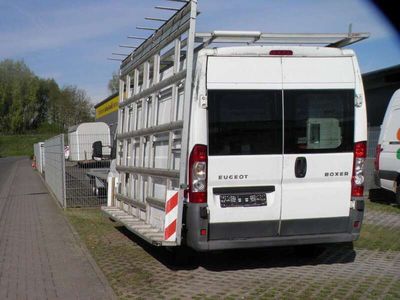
220 193 267 208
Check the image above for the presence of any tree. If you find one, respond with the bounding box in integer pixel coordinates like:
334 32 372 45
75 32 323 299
0 59 40 133
108 71 119 94
38 79 62 127
58 85 94 129
0 59 95 134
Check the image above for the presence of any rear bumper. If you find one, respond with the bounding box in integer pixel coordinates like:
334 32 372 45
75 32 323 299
185 202 363 252
193 232 358 251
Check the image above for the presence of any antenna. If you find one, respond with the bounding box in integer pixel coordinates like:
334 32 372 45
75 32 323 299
107 58 122 61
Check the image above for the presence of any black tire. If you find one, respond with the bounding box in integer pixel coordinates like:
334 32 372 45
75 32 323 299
167 246 196 266
369 188 386 202
295 244 324 258
396 181 400 205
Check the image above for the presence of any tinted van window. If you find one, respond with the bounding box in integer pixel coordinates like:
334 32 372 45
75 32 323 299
208 90 282 156
284 90 354 154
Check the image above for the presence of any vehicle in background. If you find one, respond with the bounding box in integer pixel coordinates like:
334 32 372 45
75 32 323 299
374 89 400 204
66 122 113 198
68 122 111 162
102 1 369 252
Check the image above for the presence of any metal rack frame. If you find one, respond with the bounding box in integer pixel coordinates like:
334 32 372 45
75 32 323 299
111 0 198 246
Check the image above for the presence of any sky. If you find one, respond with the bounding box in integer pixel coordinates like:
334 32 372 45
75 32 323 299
0 0 399 104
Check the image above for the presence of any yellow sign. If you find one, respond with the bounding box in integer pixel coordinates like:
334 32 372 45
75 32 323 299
95 95 119 119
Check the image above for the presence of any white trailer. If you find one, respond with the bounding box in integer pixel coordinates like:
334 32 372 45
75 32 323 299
102 1 369 251
68 122 111 161
33 142 45 173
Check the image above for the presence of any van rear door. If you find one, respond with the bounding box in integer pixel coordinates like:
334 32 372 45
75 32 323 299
206 56 283 239
280 57 356 236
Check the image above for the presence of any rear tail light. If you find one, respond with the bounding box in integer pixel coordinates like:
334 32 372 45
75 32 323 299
352 141 367 197
188 144 208 203
374 144 382 171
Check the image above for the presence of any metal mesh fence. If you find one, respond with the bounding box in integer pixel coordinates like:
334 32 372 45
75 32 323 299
44 135 66 207
65 133 111 207
43 133 111 208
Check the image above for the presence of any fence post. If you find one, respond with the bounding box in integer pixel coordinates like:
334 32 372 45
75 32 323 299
61 134 66 209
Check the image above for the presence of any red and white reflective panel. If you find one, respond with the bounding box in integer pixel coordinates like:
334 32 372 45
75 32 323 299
164 190 179 242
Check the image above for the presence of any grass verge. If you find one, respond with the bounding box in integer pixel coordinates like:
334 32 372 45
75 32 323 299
366 198 400 215
65 208 162 300
0 134 55 157
355 223 400 251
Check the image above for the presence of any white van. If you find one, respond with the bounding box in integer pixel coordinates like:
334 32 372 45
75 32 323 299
374 89 400 204
102 1 369 251
184 46 367 250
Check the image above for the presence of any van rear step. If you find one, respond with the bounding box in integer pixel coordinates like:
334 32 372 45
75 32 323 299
101 206 176 246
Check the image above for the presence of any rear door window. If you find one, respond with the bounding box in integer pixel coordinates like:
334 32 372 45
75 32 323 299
284 89 354 154
208 90 282 156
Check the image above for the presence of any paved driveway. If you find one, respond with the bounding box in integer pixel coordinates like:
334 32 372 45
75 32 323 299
0 157 115 299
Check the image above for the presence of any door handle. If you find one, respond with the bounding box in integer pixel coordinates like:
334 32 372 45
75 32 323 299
295 157 307 178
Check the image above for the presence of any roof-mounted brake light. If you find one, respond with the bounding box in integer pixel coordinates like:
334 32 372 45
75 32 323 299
269 50 293 56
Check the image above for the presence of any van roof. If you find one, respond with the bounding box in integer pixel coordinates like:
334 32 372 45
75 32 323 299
199 45 355 57
388 89 400 108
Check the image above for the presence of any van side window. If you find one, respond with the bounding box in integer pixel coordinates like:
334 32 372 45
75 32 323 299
284 89 354 154
208 90 282 156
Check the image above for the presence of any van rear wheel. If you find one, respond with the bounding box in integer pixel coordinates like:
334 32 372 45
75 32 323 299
396 181 400 205
294 244 324 258
167 246 196 266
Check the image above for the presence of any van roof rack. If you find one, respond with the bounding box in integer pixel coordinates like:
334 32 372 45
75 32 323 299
194 31 370 49
119 1 369 73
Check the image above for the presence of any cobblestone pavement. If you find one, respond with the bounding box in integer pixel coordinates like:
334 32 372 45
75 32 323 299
364 209 400 229
67 207 400 300
0 157 115 299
